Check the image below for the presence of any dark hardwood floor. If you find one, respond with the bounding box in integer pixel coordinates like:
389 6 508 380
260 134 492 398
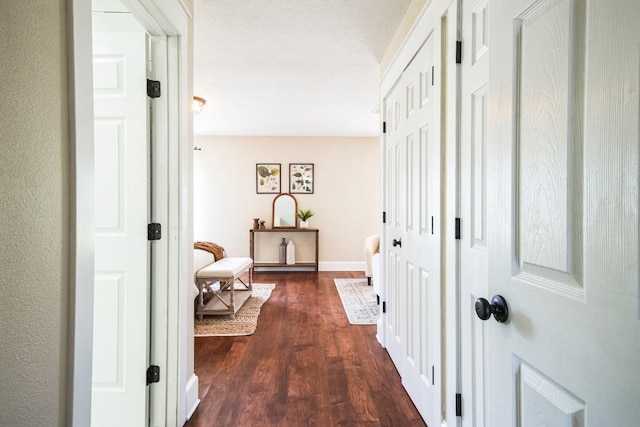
185 271 426 427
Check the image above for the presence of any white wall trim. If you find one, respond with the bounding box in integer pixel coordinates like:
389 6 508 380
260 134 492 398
118 3 191 425
175 0 193 19
67 1 96 425
379 0 431 90
319 261 365 272
380 0 442 96
185 374 200 420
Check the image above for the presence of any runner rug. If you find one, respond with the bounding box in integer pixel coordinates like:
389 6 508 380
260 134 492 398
333 278 379 325
194 283 275 337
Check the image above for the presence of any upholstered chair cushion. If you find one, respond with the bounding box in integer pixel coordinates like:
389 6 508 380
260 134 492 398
364 234 380 285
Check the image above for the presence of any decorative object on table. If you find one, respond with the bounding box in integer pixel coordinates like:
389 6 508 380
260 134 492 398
259 220 266 229
252 218 260 230
296 208 314 228
249 228 320 272
194 283 276 336
256 163 281 194
279 238 287 264
286 240 295 265
289 163 314 194
333 278 379 325
272 193 298 228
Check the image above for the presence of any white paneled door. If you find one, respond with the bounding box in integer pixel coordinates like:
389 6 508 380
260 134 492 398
459 0 490 425
486 0 640 425
92 20 150 427
382 1 456 424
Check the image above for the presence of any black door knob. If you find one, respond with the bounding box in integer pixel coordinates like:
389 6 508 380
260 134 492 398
475 295 509 323
392 238 402 247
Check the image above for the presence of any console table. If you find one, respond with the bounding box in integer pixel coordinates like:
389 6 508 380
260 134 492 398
249 228 319 272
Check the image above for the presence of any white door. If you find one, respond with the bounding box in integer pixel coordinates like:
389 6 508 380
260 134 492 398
92 16 150 427
459 0 490 424
382 1 456 423
486 0 640 425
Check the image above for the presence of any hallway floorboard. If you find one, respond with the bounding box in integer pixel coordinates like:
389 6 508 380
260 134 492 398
185 271 426 427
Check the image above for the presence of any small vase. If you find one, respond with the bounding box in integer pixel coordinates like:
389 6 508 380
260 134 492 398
286 240 295 265
300 221 309 228
279 238 287 264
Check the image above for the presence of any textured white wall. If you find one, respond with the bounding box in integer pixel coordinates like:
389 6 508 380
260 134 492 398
0 1 69 426
193 136 380 268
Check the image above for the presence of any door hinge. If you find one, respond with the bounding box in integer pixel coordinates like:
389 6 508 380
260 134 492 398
147 365 160 385
383 211 387 224
147 79 161 98
456 393 462 416
456 41 462 64
148 223 161 240
455 217 461 240
383 121 387 134
382 301 386 313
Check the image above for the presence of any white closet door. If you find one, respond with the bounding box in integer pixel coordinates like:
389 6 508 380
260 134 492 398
381 1 456 424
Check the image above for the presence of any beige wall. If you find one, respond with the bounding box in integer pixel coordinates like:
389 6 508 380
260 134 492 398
0 1 69 426
194 136 380 269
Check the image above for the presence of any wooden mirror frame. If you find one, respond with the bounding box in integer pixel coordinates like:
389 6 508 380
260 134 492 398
272 193 298 228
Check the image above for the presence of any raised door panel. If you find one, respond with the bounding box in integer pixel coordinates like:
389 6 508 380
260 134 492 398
516 0 584 296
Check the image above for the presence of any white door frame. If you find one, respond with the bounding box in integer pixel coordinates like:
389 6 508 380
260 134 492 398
66 1 193 425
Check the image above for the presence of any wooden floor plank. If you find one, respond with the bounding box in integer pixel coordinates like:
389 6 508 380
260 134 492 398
185 271 427 427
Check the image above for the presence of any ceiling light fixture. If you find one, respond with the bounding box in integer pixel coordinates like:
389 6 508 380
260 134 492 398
193 96 207 114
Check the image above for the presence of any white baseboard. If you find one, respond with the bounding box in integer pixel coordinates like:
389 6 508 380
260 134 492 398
185 374 200 421
319 261 365 271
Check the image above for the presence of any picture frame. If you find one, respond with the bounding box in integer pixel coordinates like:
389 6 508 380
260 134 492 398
256 163 281 194
289 163 314 194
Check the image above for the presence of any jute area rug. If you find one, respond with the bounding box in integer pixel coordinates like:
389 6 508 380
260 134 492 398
194 283 275 337
333 278 379 325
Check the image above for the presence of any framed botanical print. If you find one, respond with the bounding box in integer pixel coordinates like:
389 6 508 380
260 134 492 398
289 163 314 194
256 163 281 194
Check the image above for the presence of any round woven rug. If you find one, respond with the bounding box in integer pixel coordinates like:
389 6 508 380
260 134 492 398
194 283 275 337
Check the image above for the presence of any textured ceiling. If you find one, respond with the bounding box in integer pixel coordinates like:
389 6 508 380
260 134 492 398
193 0 412 136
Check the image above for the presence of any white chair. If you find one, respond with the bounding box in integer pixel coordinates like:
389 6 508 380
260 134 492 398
372 252 382 305
363 234 380 286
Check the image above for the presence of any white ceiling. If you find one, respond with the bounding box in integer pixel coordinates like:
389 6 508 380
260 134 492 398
193 0 412 136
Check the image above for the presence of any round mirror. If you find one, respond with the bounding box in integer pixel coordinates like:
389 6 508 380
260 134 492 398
272 193 298 228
